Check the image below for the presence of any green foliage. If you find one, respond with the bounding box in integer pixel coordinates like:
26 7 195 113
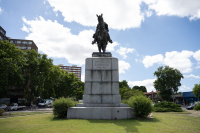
128 95 153 118
192 84 200 101
0 40 81 100
73 81 84 100
119 80 144 100
53 97 75 118
120 87 131 99
132 86 147 92
119 80 130 89
194 105 200 111
153 101 183 112
121 99 129 105
154 66 184 101
0 40 25 99
120 87 144 100
0 109 5 116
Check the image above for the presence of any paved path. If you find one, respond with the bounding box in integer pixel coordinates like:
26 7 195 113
6 107 53 113
183 110 200 117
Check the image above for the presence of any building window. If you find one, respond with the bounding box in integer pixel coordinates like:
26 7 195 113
0 36 2 40
28 42 32 44
13 41 17 43
17 41 21 44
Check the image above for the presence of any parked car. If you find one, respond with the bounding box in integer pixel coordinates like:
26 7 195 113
0 104 7 110
7 103 26 111
38 99 53 108
186 103 200 110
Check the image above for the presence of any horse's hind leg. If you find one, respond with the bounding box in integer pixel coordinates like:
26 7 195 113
102 43 106 53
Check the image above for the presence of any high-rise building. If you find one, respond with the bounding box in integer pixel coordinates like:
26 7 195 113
0 26 38 52
0 26 9 41
9 39 38 52
58 64 82 81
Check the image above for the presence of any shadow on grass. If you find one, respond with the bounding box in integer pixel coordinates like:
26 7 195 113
50 114 160 133
87 117 160 133
51 116 69 121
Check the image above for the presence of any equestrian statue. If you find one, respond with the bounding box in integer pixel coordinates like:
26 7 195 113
92 14 113 53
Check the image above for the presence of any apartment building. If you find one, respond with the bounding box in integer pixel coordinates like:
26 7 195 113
0 26 9 41
10 39 38 52
58 64 81 81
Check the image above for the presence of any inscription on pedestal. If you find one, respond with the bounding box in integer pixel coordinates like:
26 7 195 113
93 59 111 69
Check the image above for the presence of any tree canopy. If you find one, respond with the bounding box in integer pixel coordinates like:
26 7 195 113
119 80 130 89
154 66 184 101
0 40 81 100
132 86 147 92
193 84 200 101
0 41 25 99
119 80 144 99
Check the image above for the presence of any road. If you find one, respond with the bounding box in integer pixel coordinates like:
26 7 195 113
5 106 53 113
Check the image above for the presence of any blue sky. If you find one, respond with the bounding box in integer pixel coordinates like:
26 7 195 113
1 0 200 92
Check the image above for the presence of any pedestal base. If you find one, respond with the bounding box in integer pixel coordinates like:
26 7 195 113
76 103 128 107
67 107 135 120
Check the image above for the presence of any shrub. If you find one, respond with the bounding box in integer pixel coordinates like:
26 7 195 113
128 95 153 118
121 99 129 105
0 109 5 116
194 105 200 111
53 97 75 118
153 101 183 112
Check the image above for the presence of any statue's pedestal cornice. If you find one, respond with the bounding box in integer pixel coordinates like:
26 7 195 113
92 52 112 57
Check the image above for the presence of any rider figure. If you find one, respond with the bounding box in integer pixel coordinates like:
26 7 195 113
92 14 113 44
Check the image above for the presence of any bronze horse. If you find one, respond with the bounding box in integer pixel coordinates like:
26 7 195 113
92 14 112 53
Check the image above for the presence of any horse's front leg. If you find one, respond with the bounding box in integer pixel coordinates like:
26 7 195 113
98 42 101 53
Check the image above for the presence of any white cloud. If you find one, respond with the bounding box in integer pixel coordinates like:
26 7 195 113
179 85 191 92
119 60 130 74
164 51 193 73
116 47 134 59
81 73 85 82
142 50 194 73
193 50 200 61
44 0 200 30
46 0 146 30
142 54 163 68
128 79 156 92
107 42 119 52
21 24 29 33
184 74 200 79
21 16 118 65
147 0 200 21
135 59 138 62
0 7 3 14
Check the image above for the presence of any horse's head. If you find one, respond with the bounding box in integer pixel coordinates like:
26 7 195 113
97 14 104 24
97 14 104 30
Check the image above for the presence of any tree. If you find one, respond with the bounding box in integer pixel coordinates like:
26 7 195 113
154 66 184 101
0 40 25 99
193 84 200 101
120 87 131 99
23 50 54 100
119 80 130 89
132 86 147 92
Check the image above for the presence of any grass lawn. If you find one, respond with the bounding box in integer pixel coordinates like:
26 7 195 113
0 112 51 118
0 112 200 133
154 110 191 114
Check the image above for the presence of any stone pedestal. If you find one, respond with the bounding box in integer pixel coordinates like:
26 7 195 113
67 52 134 119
